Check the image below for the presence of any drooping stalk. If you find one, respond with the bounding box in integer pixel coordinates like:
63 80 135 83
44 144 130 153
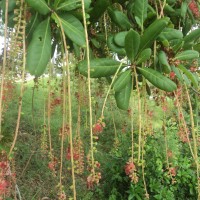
53 13 77 199
101 63 122 118
131 89 135 161
174 91 195 159
141 79 148 198
81 0 95 173
110 102 117 138
163 110 170 171
133 67 142 163
184 84 200 198
9 0 26 156
47 64 53 157
141 136 148 199
0 0 9 140
59 59 67 192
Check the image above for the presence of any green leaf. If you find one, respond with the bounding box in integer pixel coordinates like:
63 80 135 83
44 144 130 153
139 18 169 53
107 35 126 56
158 51 171 73
133 0 148 29
108 7 131 30
181 1 187 19
183 28 200 44
25 0 51 15
113 69 132 92
52 13 85 47
26 18 51 77
136 48 152 64
194 43 200 52
115 78 132 110
1 0 16 12
125 29 140 62
172 40 184 53
178 65 198 88
138 67 177 92
164 4 175 13
84 0 92 10
26 12 40 41
2 11 15 28
78 58 123 78
114 31 128 47
171 65 183 83
91 38 101 48
73 43 81 58
90 0 110 22
95 33 106 43
175 50 199 61
159 28 183 41
56 0 81 11
183 74 191 86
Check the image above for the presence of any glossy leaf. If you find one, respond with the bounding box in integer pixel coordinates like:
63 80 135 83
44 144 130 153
164 4 175 13
26 18 51 77
175 50 199 61
53 13 85 47
172 40 184 53
108 7 131 30
26 12 40 41
115 78 132 110
113 69 132 92
125 29 140 62
183 28 200 44
107 36 126 55
139 18 169 53
159 28 183 41
84 0 92 10
25 0 50 15
158 51 171 73
78 58 123 78
56 0 81 11
133 0 148 28
114 31 128 47
138 67 177 92
178 65 198 88
181 1 187 19
136 48 152 64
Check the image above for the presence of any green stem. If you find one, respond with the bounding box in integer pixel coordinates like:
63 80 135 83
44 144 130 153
101 62 123 118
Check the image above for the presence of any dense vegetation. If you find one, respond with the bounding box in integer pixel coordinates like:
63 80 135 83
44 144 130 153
0 0 200 199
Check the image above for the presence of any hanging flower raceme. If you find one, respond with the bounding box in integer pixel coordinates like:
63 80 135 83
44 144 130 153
66 146 79 161
93 118 105 135
0 153 11 198
87 172 102 189
189 0 200 18
169 167 177 177
124 160 138 184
